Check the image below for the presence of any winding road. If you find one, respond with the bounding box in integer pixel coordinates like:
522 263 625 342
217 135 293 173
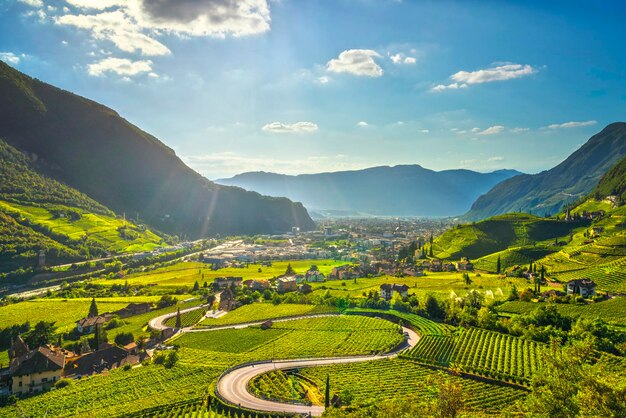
148 310 420 417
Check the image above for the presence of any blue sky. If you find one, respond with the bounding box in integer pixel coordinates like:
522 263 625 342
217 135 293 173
1 0 625 179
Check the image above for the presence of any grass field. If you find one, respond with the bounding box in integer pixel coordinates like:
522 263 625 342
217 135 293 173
92 259 349 290
496 297 626 326
0 200 164 254
197 303 339 327
251 358 527 413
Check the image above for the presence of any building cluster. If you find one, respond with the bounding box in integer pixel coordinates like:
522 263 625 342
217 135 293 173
0 337 141 396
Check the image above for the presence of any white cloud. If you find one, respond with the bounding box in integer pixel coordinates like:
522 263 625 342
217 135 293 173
55 0 270 59
261 121 319 134
56 11 171 56
433 63 537 92
545 120 597 129
18 0 43 7
0 52 22 65
390 52 416 65
488 156 505 162
451 63 536 84
357 121 369 127
326 49 383 77
317 76 330 84
87 57 153 77
418 129 429 133
431 82 468 92
478 125 505 135
510 127 529 133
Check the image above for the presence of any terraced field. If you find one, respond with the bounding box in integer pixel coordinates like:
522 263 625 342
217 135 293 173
164 307 207 328
405 327 544 384
551 256 626 292
344 308 454 335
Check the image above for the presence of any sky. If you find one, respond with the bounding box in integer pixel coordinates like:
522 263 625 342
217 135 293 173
1 0 625 179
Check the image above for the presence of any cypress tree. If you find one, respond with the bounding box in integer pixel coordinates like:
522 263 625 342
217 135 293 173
496 256 501 274
429 246 433 258
88 297 98 318
325 374 330 408
175 308 182 329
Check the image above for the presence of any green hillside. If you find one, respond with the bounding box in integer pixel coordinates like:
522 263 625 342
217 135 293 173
0 61 315 237
465 122 626 221
433 213 584 260
591 154 626 205
0 139 165 272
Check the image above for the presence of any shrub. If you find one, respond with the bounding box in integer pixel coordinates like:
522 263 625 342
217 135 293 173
54 379 73 389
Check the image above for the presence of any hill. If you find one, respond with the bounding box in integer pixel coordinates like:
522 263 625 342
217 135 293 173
217 166 521 217
432 213 584 261
465 122 626 221
0 139 165 272
591 154 626 204
0 61 314 237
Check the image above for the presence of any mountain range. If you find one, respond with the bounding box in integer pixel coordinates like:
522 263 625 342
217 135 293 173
217 166 522 217
465 122 626 220
0 61 315 238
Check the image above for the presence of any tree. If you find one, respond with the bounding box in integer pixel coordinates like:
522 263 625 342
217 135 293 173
25 321 56 347
93 323 107 351
193 281 200 291
285 263 296 276
114 332 134 346
88 297 98 318
462 273 471 285
325 374 331 408
496 255 501 274
429 245 433 258
175 308 182 328
425 295 445 320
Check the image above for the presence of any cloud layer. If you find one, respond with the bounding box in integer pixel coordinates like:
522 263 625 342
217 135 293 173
545 120 597 129
87 57 153 76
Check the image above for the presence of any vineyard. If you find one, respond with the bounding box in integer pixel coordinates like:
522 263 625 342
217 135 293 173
176 316 404 360
0 363 223 418
248 370 317 405
165 308 207 327
251 358 527 412
497 298 626 326
405 327 544 384
198 303 339 328
551 256 626 292
344 308 454 336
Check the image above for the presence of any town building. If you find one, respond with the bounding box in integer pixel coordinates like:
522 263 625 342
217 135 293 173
380 284 410 300
566 279 597 298
277 277 297 293
9 345 65 395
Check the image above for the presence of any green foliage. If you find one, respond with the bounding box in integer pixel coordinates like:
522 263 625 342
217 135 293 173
114 332 134 346
198 303 339 327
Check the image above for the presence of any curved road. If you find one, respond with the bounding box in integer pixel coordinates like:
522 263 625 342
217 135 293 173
216 325 419 416
148 303 210 331
150 310 419 416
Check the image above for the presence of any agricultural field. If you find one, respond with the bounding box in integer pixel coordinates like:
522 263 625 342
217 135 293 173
345 308 454 335
252 358 527 413
0 200 164 254
197 303 339 327
249 370 319 406
176 315 404 360
405 327 544 384
308 271 529 303
93 259 348 290
496 297 626 326
0 295 180 332
0 362 223 418
164 307 207 328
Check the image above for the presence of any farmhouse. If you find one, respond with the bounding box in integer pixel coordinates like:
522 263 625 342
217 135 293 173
114 302 152 319
305 268 325 282
277 277 297 293
65 346 139 377
244 279 270 291
429 259 443 272
75 315 109 334
456 257 474 271
566 279 597 298
213 277 243 290
9 345 66 395
380 284 409 300
219 287 238 311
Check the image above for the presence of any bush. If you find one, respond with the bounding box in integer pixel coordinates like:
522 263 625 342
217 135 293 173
123 363 132 371
54 378 73 389
114 332 135 346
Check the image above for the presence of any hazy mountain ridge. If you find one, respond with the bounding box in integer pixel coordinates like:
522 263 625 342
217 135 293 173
0 61 315 237
217 165 522 217
465 122 626 220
